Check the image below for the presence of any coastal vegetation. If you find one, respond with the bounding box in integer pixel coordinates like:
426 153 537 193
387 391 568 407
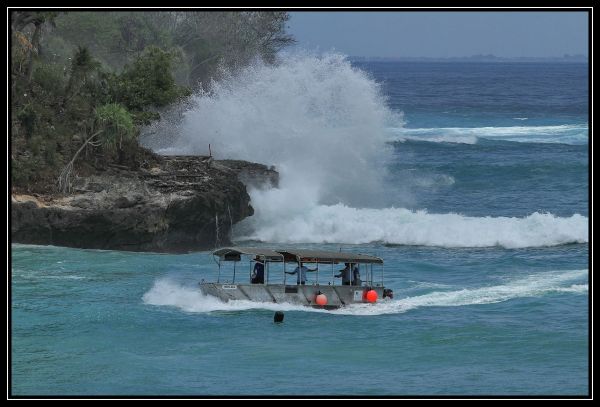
11 11 294 193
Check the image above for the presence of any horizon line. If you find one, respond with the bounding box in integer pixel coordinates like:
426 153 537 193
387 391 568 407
347 54 588 61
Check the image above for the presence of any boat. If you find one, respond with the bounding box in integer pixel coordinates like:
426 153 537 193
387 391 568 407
199 247 393 310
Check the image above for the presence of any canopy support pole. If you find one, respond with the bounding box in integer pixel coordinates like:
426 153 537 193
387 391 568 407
331 262 335 285
217 259 221 283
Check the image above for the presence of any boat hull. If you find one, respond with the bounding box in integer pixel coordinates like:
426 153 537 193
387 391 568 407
199 282 384 309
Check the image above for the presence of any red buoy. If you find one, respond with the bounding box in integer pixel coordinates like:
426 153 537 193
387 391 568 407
315 293 328 306
366 290 378 303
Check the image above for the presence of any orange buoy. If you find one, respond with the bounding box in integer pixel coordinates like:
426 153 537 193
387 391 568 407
366 290 378 303
315 293 328 306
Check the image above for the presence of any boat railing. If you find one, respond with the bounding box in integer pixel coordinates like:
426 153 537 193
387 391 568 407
213 259 382 287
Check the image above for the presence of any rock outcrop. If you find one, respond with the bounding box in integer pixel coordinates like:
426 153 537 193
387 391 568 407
11 156 278 252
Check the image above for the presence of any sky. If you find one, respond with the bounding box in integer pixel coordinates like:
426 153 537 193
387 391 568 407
287 12 589 58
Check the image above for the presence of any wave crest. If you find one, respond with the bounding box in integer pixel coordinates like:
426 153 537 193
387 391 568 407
237 205 588 248
387 124 588 145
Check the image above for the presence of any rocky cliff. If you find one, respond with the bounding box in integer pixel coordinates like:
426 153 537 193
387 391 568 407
11 156 278 252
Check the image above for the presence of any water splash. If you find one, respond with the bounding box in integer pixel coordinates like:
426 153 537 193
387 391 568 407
143 52 587 248
144 52 402 208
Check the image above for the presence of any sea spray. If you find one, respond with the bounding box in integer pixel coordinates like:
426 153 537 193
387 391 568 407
143 52 588 248
144 52 403 208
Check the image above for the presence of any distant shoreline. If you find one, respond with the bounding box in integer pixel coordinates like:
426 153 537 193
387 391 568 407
349 55 588 63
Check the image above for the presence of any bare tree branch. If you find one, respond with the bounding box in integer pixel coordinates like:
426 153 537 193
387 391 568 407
58 130 103 193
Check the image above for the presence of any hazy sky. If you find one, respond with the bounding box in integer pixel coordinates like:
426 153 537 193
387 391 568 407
287 12 589 58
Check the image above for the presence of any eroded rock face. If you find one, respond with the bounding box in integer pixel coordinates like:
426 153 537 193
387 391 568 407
11 156 278 253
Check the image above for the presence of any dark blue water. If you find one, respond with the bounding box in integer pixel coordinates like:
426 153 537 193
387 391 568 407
357 61 588 128
11 61 589 396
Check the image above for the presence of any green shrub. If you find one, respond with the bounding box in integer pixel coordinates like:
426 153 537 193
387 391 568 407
111 46 190 111
16 104 37 138
95 103 135 151
33 63 66 96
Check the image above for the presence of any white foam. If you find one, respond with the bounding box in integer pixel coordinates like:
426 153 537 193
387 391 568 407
142 53 588 249
144 52 402 207
390 133 478 145
142 269 588 316
333 269 588 316
12 268 88 281
237 203 588 248
387 124 589 145
142 278 328 313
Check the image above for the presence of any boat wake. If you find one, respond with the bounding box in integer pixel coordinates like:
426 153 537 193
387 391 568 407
142 278 328 313
335 268 588 316
142 269 587 316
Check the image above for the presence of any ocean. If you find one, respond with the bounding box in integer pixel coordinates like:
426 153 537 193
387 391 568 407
11 57 589 396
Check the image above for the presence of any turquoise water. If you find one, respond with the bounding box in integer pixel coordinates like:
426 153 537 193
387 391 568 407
11 243 588 395
11 61 589 396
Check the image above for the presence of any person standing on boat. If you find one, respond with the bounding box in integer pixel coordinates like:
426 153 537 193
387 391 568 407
352 264 361 286
285 262 317 285
335 263 352 285
251 258 265 284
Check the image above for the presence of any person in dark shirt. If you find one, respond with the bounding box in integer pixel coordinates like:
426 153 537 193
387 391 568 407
352 264 361 286
251 258 265 284
335 263 352 285
336 263 362 285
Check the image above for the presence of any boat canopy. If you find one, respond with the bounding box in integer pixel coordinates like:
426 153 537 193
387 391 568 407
213 247 383 264
213 247 285 262
277 249 383 264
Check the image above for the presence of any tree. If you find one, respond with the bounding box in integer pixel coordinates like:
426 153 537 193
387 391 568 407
110 46 189 112
171 12 295 87
11 11 59 84
65 46 101 100
12 11 296 193
58 103 135 192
